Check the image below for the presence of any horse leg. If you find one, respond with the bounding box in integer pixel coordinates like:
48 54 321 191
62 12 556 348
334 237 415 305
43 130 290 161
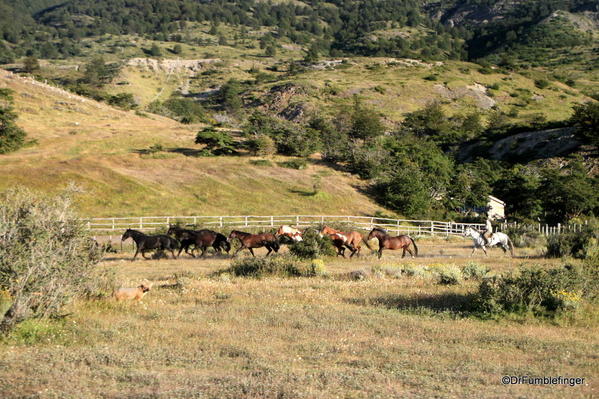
233 246 244 257
200 246 208 258
378 249 383 259
141 250 150 260
249 248 256 257
132 247 139 260
482 246 488 256
170 248 177 259
471 247 476 257
406 247 414 258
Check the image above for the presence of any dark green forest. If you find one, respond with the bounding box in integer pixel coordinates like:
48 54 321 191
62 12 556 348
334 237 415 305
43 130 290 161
1 0 597 63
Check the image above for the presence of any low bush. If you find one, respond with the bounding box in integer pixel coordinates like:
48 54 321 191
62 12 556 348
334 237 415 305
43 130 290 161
472 265 593 316
0 186 105 333
436 265 462 285
278 159 308 170
227 255 307 278
461 262 489 280
289 229 336 259
249 159 273 167
546 224 599 259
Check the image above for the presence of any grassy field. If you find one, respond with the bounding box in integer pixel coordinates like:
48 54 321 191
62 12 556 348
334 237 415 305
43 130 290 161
1 239 597 398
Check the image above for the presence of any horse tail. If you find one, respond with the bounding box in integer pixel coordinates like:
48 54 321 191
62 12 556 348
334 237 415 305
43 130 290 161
507 237 514 257
409 236 418 257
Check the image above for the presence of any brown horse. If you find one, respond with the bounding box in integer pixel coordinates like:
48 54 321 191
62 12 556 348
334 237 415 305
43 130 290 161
368 228 418 259
167 226 230 257
228 230 280 257
319 226 370 258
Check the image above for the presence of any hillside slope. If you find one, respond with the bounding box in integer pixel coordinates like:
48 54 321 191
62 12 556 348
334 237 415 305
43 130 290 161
0 70 388 217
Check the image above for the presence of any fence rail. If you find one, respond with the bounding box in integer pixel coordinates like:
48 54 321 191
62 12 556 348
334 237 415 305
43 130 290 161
85 215 588 237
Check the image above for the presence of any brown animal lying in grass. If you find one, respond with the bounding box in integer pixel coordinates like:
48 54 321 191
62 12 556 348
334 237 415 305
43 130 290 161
114 284 151 301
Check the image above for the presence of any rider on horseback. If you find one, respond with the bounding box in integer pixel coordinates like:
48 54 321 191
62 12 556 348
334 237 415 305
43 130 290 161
482 216 493 246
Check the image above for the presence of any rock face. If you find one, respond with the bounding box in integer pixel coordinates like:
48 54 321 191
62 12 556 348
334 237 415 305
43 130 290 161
459 127 581 162
434 83 496 109
127 58 221 74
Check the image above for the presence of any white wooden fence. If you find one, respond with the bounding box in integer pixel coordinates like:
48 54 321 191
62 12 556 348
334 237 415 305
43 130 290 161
86 215 591 238
86 215 484 237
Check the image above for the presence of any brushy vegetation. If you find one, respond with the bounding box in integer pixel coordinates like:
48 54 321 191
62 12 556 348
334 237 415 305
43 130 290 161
546 223 599 259
288 229 337 259
472 263 598 317
0 88 27 154
503 225 546 248
225 255 313 278
0 186 109 333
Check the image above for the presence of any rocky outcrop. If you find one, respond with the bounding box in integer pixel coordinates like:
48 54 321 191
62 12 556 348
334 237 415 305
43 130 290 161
126 58 221 74
434 83 496 109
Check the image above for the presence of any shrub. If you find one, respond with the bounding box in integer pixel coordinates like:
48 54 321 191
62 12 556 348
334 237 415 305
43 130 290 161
462 262 490 280
436 266 462 285
246 134 276 156
278 159 308 169
289 229 337 259
472 266 590 316
227 255 306 278
0 186 105 333
534 79 550 89
107 93 137 110
546 225 599 259
249 159 272 167
0 89 27 154
309 259 328 277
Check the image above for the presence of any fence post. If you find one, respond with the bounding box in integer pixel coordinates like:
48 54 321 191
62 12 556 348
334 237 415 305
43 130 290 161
139 217 143 230
245 216 248 227
430 221 434 236
166 216 170 228
296 215 300 227
557 223 561 234
219 216 223 228
271 216 274 227
112 218 115 231
193 216 197 226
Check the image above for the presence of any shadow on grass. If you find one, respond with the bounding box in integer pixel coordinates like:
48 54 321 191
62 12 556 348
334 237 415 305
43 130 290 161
288 188 317 197
346 292 475 316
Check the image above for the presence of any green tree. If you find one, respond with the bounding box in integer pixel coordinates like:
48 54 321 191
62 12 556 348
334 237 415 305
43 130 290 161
218 79 243 113
195 127 236 155
22 56 40 73
172 44 183 54
149 43 162 57
349 99 385 141
571 102 599 147
0 89 27 154
540 161 598 223
83 56 109 86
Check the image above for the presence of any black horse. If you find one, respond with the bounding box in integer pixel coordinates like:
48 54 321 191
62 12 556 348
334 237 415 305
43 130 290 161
121 229 179 260
167 225 231 257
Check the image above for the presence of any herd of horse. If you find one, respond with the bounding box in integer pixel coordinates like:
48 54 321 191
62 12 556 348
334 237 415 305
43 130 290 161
120 224 514 260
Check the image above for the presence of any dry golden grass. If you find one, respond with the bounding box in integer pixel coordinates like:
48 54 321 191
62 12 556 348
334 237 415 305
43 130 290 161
0 70 386 217
1 240 596 398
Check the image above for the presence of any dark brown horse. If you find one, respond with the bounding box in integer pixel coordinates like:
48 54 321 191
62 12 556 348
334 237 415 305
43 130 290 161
121 229 179 260
367 228 418 259
167 226 230 257
228 230 280 257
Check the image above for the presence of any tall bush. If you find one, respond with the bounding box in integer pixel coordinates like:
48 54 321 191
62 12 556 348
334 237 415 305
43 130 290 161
0 186 104 333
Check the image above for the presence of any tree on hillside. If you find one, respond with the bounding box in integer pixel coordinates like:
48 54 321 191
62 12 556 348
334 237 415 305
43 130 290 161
149 43 162 57
348 98 385 140
217 79 243 113
195 127 236 155
571 102 599 147
23 56 40 73
83 56 109 86
0 88 27 154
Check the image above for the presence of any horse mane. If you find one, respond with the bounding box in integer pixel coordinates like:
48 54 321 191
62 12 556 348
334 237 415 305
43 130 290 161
372 227 388 234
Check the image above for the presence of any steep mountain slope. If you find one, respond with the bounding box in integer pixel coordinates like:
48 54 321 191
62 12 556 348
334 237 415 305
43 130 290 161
0 70 388 217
